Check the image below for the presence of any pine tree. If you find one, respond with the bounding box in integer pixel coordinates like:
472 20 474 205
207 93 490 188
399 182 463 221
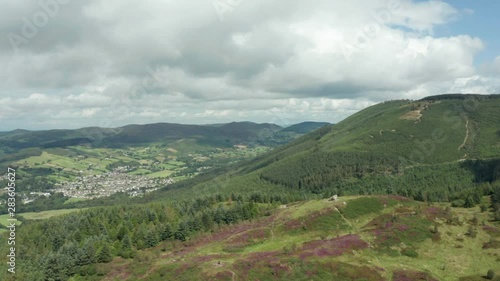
97 243 113 263
120 234 133 258
161 223 173 241
43 253 68 281
201 212 214 231
464 195 475 208
78 238 97 266
174 222 188 241
145 229 159 248
116 225 127 240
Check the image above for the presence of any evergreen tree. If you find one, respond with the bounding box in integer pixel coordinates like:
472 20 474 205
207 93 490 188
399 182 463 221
78 238 97 266
97 243 113 263
174 222 188 241
145 229 159 248
201 212 214 231
161 223 173 241
116 225 127 241
464 195 476 208
43 253 70 281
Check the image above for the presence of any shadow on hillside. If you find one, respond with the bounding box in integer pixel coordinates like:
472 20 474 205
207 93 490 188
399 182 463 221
459 159 500 183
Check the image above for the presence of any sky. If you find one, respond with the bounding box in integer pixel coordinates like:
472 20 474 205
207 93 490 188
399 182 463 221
0 0 499 131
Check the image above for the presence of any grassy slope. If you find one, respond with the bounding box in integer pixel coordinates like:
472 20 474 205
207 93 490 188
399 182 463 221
248 96 500 166
89 196 500 281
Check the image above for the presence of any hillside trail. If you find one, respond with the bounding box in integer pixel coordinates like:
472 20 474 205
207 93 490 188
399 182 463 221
229 270 237 281
458 117 469 151
334 207 353 228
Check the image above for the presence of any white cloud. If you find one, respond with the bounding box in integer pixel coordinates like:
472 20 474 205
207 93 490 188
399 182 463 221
0 0 497 130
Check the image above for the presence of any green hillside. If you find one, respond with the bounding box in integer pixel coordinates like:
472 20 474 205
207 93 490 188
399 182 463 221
158 94 500 205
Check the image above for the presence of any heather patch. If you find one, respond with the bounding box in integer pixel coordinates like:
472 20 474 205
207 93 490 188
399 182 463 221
422 206 452 221
203 271 234 281
392 270 438 281
225 227 270 246
284 261 385 281
483 225 500 238
141 263 202 281
394 206 416 217
483 239 500 249
235 257 384 281
233 251 281 278
298 234 368 259
191 254 226 263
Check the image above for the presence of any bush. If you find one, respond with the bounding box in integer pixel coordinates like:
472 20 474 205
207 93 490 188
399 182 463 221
494 210 500 222
452 200 465 207
480 204 488 212
78 265 96 276
466 226 478 238
401 248 419 258
282 242 298 254
487 269 495 280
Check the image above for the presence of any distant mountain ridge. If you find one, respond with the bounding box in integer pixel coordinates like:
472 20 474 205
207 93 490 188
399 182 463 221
0 121 330 150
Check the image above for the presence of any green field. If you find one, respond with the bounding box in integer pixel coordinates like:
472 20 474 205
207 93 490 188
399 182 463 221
0 208 85 233
64 197 90 205
146 170 174 178
18 208 85 220
0 214 21 233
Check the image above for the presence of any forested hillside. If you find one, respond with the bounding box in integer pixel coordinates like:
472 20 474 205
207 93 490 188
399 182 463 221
146 95 500 206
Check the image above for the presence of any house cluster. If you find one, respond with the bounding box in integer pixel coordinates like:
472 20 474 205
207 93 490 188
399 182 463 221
53 169 174 199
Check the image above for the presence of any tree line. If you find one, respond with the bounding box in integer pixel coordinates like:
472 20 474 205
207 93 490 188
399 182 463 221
0 193 284 280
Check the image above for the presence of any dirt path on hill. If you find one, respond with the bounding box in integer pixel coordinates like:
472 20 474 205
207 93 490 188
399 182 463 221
334 207 353 228
458 117 469 150
229 270 237 281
